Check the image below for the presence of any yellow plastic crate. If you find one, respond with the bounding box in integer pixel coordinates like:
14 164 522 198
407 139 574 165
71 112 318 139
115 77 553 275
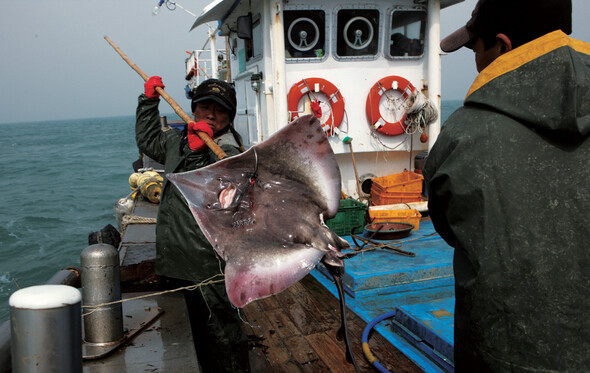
372 170 423 192
371 190 422 205
368 208 422 231
371 171 423 205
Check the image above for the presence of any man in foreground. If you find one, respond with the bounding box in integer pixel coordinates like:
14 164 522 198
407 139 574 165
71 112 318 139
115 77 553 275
424 0 590 371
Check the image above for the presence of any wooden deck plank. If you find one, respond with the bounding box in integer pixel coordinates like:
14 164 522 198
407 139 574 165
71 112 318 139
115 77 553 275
258 295 281 311
274 282 332 336
242 274 425 372
295 275 372 370
287 280 341 328
242 302 298 369
282 334 327 368
265 309 302 339
306 332 357 373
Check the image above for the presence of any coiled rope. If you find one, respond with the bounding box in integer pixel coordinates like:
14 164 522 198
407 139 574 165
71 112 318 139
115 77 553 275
121 215 157 231
405 90 438 134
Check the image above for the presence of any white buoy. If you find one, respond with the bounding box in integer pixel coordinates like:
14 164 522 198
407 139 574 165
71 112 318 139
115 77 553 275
9 284 82 373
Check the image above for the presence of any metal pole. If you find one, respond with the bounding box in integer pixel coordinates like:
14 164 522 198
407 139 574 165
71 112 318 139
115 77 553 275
210 28 218 79
80 244 124 344
427 0 442 151
10 285 82 373
225 36 232 81
0 267 81 372
271 1 288 129
0 321 10 373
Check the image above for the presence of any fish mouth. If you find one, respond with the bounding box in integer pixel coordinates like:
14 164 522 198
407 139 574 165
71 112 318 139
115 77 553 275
218 184 237 208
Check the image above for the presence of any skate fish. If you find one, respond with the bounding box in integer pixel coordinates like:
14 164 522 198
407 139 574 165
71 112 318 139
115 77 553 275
167 115 360 370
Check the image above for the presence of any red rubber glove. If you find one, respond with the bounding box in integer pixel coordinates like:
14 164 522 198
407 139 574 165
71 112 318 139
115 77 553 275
144 76 165 99
187 121 214 151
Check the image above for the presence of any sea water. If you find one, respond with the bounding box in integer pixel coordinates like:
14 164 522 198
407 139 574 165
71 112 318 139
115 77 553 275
0 115 139 322
0 100 463 322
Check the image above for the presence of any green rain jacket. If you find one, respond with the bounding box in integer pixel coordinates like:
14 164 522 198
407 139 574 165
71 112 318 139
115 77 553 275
135 94 242 282
424 31 590 372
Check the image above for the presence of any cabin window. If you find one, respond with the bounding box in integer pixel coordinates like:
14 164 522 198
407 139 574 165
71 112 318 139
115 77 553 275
388 9 426 58
284 10 326 62
335 9 380 60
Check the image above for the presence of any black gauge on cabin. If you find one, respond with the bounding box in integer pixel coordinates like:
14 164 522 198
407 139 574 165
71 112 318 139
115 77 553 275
284 10 326 59
336 9 379 58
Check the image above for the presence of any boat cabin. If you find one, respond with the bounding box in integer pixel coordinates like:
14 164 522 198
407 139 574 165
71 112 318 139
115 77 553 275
189 0 463 198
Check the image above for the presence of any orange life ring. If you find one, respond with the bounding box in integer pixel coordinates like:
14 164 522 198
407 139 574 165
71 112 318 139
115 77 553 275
366 75 417 136
287 78 345 135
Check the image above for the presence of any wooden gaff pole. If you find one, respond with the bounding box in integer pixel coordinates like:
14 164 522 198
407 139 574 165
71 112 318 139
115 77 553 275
104 35 227 160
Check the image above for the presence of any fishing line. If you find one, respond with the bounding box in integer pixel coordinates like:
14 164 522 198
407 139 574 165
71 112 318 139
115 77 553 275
252 147 258 177
81 274 225 316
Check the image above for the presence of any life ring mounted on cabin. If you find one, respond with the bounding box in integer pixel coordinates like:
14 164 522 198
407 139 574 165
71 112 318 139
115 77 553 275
287 78 345 135
366 75 417 136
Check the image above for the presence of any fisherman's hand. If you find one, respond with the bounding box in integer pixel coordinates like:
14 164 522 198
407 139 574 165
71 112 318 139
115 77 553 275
144 76 165 99
187 121 213 151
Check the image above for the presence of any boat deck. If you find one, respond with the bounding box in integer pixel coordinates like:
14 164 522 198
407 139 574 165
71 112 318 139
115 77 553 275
83 291 201 372
241 273 422 372
313 221 455 372
116 195 426 372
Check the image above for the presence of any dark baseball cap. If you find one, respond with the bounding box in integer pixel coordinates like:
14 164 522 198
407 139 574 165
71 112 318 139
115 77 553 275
191 79 237 121
441 0 572 53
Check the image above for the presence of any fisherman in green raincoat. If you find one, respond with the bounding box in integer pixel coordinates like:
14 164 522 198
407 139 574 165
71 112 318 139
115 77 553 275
425 0 590 371
136 78 249 372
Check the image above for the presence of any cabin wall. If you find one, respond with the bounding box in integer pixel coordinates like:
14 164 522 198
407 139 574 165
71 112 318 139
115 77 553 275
230 0 265 146
226 0 440 197
283 0 430 151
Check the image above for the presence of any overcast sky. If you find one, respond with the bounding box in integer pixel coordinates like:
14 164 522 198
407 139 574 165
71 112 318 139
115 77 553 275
0 0 588 124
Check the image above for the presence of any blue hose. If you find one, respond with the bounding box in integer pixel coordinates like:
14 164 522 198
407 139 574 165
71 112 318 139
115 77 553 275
362 310 397 373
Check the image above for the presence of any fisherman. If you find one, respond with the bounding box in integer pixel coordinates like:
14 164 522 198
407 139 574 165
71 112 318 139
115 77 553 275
135 77 249 372
424 0 590 371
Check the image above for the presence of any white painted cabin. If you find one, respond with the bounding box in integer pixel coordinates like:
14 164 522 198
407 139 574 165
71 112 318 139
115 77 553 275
189 0 463 198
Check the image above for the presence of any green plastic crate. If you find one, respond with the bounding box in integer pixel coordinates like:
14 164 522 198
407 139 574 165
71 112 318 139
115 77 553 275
326 199 367 236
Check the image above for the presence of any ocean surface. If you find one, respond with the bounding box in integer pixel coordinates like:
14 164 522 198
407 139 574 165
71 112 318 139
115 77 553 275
0 100 462 322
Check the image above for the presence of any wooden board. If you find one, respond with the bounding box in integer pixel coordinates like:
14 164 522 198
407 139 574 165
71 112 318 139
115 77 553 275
241 275 423 372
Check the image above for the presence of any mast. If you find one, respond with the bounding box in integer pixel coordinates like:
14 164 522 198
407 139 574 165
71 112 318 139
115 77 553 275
427 0 442 150
268 0 288 133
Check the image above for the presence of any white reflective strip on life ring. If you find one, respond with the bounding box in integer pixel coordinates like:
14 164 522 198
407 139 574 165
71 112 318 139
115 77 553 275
373 118 386 129
288 78 345 132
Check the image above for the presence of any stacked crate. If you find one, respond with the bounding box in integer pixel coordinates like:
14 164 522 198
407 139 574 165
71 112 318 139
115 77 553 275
370 171 423 205
369 171 423 231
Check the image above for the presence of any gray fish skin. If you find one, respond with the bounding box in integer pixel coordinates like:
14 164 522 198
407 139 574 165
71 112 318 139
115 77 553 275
167 115 347 308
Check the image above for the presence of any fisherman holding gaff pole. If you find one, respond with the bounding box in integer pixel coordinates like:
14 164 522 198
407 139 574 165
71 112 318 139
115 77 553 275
105 36 249 372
